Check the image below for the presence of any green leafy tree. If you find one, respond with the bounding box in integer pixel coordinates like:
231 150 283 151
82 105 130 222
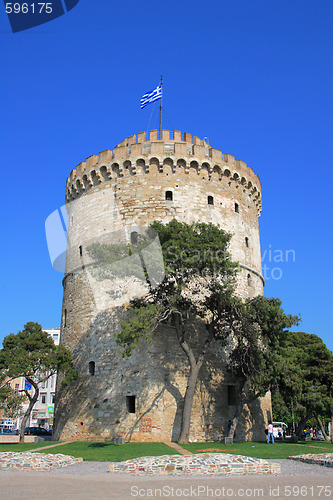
113 219 239 442
272 331 333 439
0 322 77 441
110 220 299 442
225 296 300 438
0 375 26 422
88 219 300 442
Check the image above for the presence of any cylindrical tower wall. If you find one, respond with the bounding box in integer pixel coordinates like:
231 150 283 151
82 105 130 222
55 131 269 443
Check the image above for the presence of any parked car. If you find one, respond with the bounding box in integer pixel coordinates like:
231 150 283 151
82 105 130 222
272 421 288 439
0 428 16 435
24 427 49 436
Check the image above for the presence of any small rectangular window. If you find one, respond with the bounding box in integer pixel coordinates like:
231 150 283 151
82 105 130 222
235 203 239 213
126 395 136 413
89 361 95 376
41 394 46 404
165 191 173 201
131 231 138 245
228 385 236 406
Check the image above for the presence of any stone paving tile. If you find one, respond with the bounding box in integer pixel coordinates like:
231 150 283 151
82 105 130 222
289 452 333 468
0 452 83 471
109 453 281 476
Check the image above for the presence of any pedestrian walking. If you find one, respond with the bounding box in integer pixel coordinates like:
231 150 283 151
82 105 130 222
267 420 274 444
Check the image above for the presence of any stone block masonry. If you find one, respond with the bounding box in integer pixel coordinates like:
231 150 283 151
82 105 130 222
109 453 281 476
54 130 271 443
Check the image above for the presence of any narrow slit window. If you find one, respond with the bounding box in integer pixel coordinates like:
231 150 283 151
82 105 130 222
247 274 252 286
245 237 249 248
235 203 239 213
64 309 67 328
79 245 83 257
208 196 214 205
131 231 138 245
88 361 95 376
126 395 136 413
165 191 173 201
227 385 236 406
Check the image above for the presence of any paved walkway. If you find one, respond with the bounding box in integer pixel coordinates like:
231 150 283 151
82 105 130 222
0 470 331 500
25 441 72 453
162 441 192 455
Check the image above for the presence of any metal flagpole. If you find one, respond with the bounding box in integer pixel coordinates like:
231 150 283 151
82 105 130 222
159 75 163 139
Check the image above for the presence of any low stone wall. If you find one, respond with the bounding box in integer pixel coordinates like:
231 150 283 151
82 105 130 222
0 452 83 471
0 435 44 444
289 453 333 468
109 453 281 476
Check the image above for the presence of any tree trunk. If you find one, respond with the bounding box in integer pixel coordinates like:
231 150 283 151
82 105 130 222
178 361 202 443
173 311 213 443
316 415 329 441
19 378 39 442
227 378 247 439
295 413 310 439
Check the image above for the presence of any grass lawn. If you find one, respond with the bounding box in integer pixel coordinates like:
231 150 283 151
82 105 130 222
31 441 180 462
179 440 333 460
0 440 331 461
0 441 61 452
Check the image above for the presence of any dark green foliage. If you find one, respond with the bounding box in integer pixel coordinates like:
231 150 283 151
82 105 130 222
151 219 237 276
114 220 302 441
228 296 300 398
117 304 163 356
0 375 26 420
0 322 77 385
115 220 239 358
0 322 77 440
272 331 333 428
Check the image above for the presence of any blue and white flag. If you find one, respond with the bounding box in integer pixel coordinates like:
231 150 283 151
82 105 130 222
140 85 162 109
24 380 32 390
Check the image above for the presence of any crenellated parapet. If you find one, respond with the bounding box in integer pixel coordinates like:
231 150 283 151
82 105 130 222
65 130 262 215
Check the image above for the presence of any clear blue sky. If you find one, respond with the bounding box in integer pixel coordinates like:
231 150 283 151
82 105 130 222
1 1 332 351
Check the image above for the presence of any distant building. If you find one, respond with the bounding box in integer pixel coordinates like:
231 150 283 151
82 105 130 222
30 328 60 429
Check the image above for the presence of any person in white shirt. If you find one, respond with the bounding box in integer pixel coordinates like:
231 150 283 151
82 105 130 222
267 420 274 444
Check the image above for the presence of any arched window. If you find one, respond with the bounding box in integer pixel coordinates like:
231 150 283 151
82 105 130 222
88 361 95 376
165 191 173 201
208 196 214 205
247 274 252 286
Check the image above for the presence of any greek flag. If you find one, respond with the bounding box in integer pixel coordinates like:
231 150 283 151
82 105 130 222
24 380 32 390
140 85 162 109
